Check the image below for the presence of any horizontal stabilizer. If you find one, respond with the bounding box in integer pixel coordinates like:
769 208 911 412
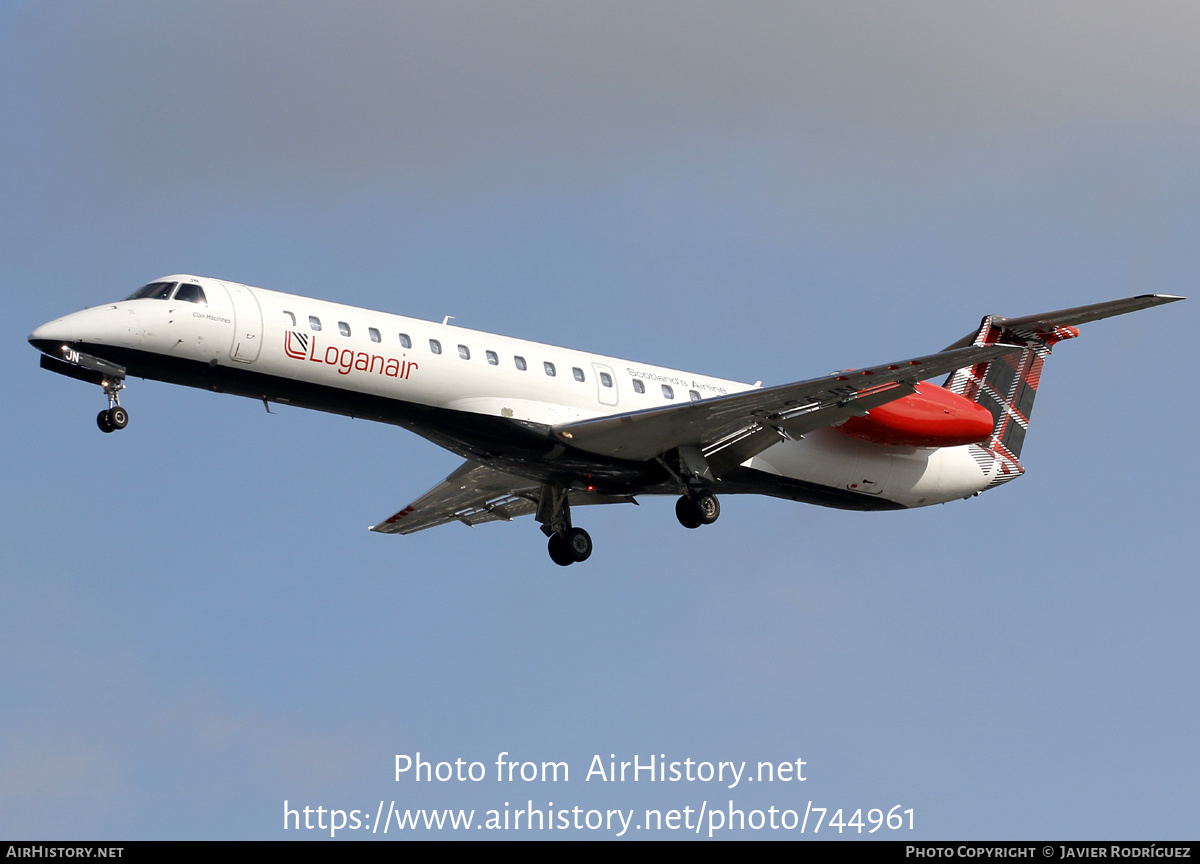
943 294 1185 351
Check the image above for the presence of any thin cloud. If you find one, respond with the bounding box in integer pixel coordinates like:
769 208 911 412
26 1 1200 198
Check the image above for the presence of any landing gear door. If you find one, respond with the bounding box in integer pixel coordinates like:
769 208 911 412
592 362 618 407
220 281 264 363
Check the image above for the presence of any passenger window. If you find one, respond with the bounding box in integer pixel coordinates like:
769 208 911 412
689 390 701 402
399 333 412 348
662 384 674 399
458 345 471 360
283 310 296 327
369 327 381 343
173 284 207 306
486 350 499 365
544 361 556 377
429 339 442 355
514 356 527 371
632 379 645 394
309 316 322 332
572 367 585 382
600 372 613 388
338 321 351 337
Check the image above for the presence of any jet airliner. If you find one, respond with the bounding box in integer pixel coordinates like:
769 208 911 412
29 276 1182 565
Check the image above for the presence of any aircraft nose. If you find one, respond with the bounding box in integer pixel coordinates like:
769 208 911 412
28 316 76 352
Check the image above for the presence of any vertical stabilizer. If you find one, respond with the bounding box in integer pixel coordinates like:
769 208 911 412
944 320 1077 467
942 294 1183 482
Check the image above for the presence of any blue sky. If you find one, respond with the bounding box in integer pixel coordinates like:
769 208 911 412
2 2 1197 839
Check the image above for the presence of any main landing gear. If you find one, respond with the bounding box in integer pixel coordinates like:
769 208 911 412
547 527 593 566
536 485 593 566
95 380 129 434
675 492 720 529
533 482 719 566
660 447 721 531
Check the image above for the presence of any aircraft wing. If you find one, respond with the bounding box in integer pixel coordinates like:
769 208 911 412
551 343 1019 469
373 344 1018 533
369 460 635 535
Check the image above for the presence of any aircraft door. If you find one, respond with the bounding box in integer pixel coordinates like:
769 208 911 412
592 362 618 406
220 281 264 363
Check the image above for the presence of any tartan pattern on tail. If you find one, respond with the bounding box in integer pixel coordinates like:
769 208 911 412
944 316 1080 468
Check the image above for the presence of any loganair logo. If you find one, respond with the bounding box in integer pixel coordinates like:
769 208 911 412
284 331 418 379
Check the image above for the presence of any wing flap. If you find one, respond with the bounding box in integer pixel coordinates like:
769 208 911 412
370 460 635 535
370 461 539 535
702 382 917 478
553 343 1016 463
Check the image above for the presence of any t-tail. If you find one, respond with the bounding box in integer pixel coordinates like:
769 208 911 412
942 294 1184 486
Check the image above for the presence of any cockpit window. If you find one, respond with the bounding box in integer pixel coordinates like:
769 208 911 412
173 284 207 305
124 281 176 301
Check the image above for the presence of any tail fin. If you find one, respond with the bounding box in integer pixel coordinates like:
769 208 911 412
943 320 1074 465
942 294 1183 476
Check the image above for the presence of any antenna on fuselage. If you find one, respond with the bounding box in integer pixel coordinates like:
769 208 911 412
442 315 455 326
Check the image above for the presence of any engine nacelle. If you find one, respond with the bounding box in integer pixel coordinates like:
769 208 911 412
837 381 994 447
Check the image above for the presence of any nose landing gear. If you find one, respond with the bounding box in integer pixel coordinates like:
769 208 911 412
95 380 129 434
96 405 129 433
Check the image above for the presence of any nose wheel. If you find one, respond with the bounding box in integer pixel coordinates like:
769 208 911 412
96 406 129 433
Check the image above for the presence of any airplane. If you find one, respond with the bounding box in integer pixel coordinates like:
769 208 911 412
28 276 1183 565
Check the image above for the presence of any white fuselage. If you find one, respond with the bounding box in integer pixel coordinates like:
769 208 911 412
30 275 1000 509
